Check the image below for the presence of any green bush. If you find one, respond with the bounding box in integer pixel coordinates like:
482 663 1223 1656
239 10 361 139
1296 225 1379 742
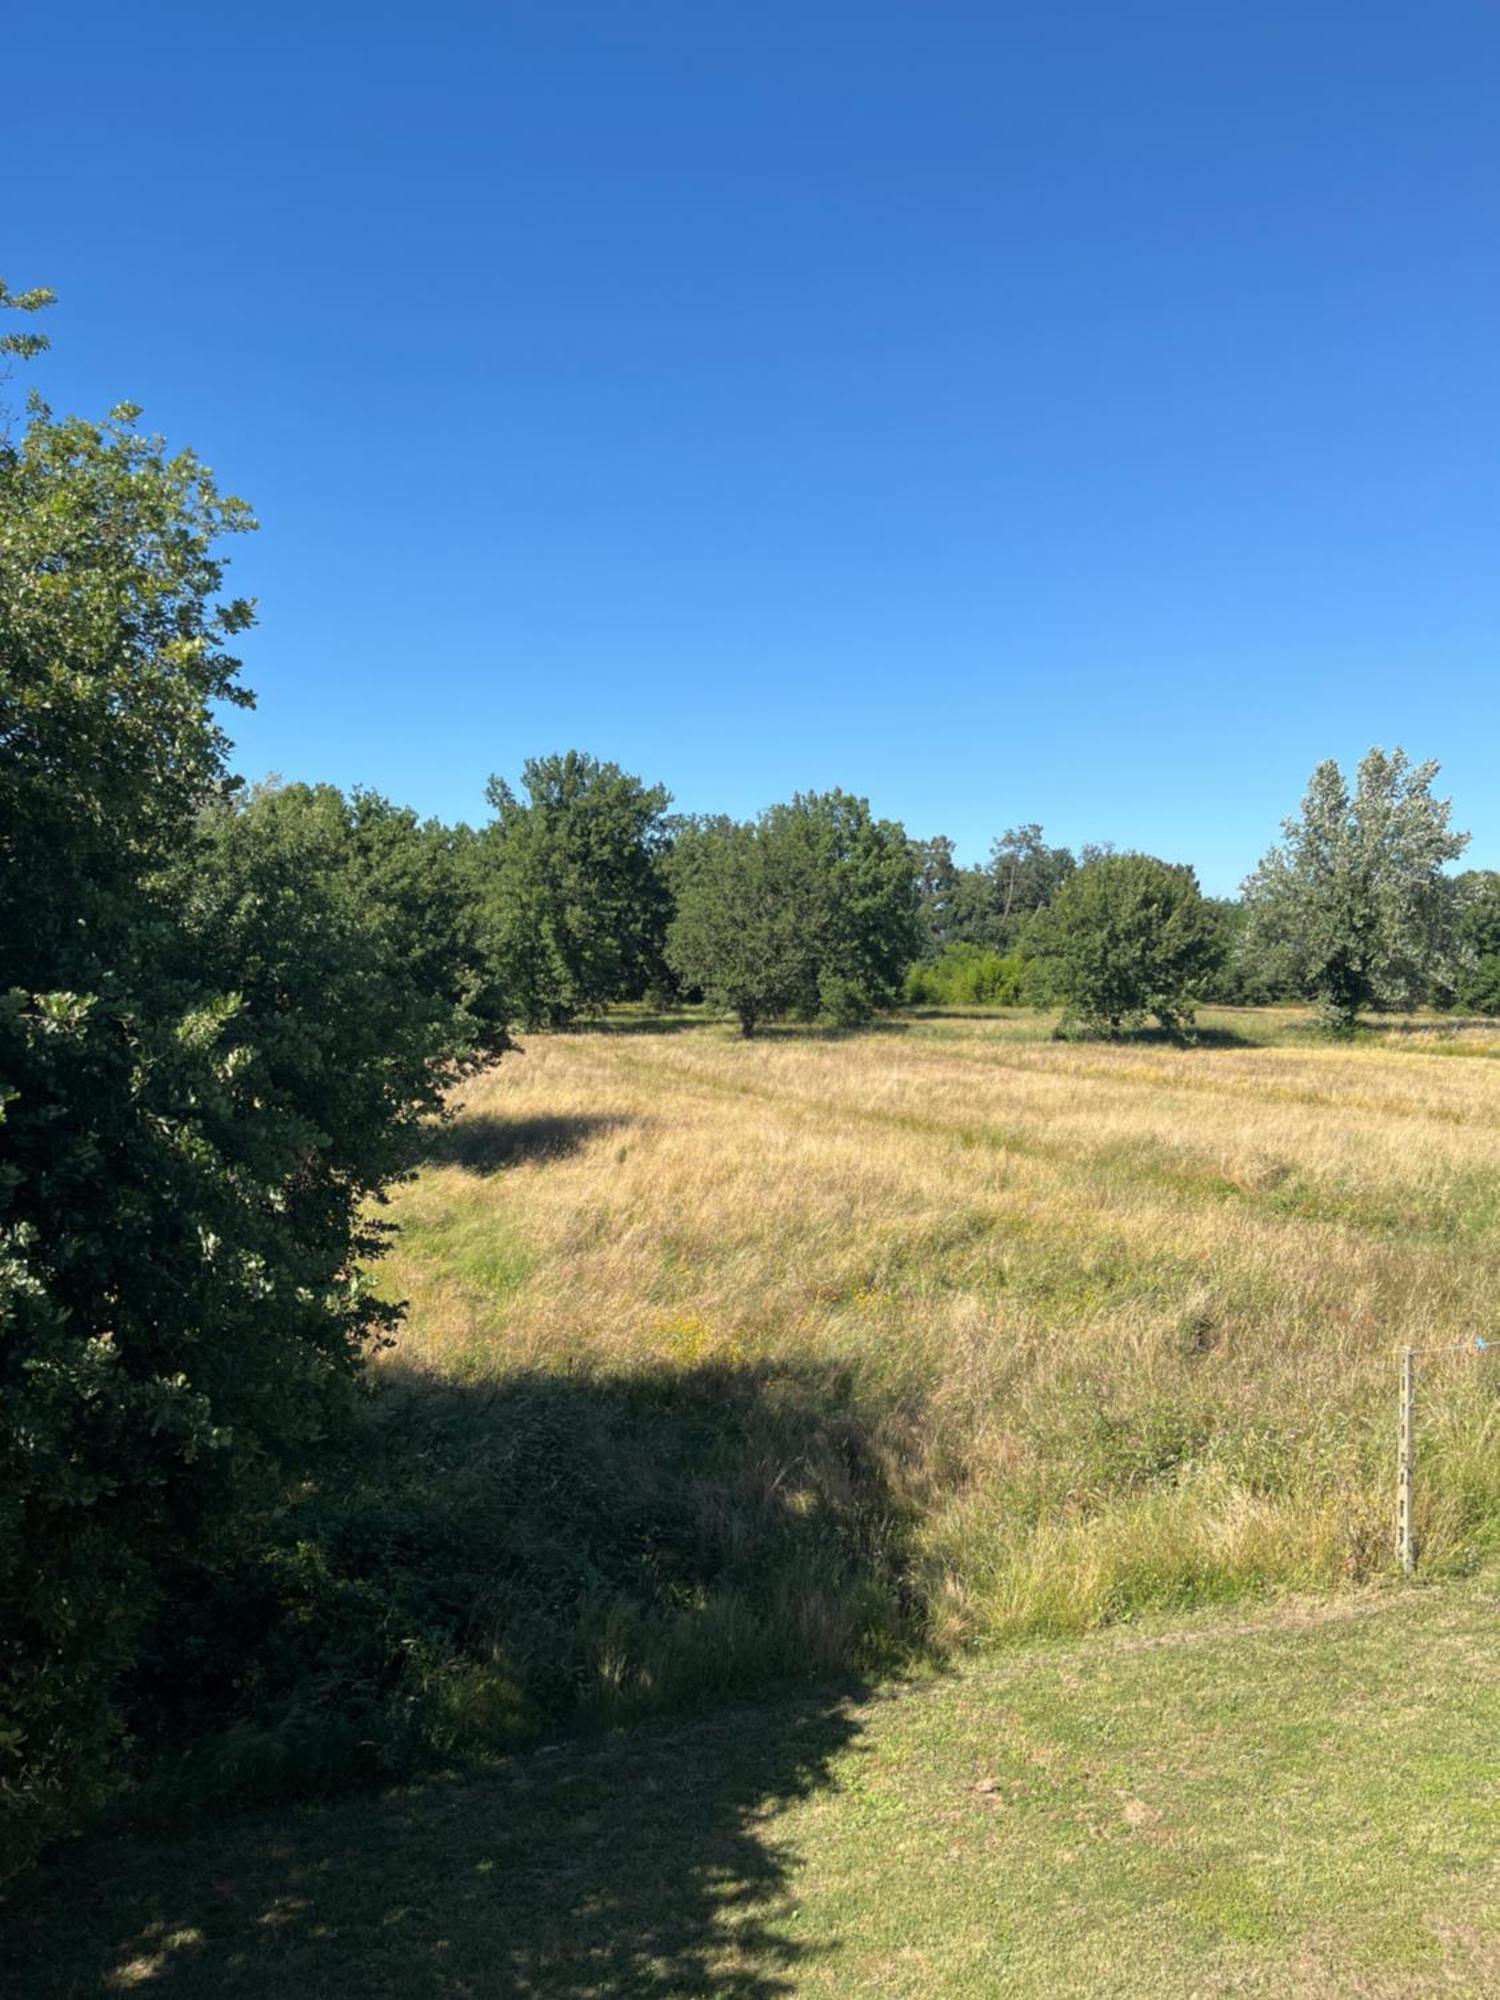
904 943 1027 1007
0 363 500 1883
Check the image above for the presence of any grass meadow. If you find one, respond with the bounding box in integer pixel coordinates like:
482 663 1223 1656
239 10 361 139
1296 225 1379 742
363 1003 1500 1735
11 1004 1500 1996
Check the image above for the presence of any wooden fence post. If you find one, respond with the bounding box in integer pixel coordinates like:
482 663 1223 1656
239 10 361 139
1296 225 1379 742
1396 1345 1415 1575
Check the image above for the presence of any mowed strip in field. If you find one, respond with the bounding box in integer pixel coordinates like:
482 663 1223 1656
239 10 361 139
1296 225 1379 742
380 1007 1500 1665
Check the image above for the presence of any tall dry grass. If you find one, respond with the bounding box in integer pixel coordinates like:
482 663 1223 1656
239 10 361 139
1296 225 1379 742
373 1006 1500 1718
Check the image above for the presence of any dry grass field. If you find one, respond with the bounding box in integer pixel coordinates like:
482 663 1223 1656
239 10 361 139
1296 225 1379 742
13 1006 1500 1998
372 1004 1500 1718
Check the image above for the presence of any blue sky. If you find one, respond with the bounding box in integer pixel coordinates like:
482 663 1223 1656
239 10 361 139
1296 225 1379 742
7 2 1498 893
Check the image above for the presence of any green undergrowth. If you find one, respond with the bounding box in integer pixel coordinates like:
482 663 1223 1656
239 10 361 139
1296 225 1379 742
122 1355 928 1822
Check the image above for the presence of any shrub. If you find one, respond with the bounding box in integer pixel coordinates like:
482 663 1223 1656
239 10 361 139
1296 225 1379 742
904 944 1027 1007
0 358 501 1883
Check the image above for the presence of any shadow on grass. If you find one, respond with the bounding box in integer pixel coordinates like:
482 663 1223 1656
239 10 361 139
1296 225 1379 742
1359 1013 1500 1042
561 1009 709 1036
9 1687 860 1998
1130 1024 1262 1051
6 1358 920 1995
559 1010 916 1042
900 1009 1267 1049
748 1019 914 1043
418 1110 634 1172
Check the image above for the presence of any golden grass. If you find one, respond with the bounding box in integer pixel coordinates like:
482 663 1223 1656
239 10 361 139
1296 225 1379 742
377 1006 1500 1655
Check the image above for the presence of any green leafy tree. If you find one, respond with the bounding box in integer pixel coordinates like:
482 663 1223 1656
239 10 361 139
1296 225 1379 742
1242 749 1468 1032
668 792 919 1035
665 816 793 1035
0 298 497 1881
1033 853 1221 1035
476 751 672 1027
0 350 255 1872
1453 871 1500 1014
920 826 1075 953
1195 897 1289 1007
911 835 963 956
345 789 509 1049
182 783 509 1185
989 824 1077 939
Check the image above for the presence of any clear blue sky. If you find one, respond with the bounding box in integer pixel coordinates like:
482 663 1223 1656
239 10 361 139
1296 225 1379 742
8 2 1498 893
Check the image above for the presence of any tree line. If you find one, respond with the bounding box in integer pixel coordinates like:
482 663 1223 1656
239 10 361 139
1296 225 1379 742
0 281 1489 1882
291 741 1480 1049
434 744 1483 1042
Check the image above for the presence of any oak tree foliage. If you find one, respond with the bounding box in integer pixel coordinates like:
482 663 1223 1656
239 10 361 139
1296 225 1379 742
476 751 673 1027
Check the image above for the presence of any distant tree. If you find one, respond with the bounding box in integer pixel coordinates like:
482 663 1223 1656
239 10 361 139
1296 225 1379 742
911 835 963 956
1197 897 1288 1007
904 826 1074 959
346 790 509 1048
476 751 672 1027
1242 749 1468 1033
989 824 1076 935
943 864 1005 950
1033 853 1221 1035
1453 871 1500 1014
665 817 791 1035
926 825 1075 953
667 792 919 1035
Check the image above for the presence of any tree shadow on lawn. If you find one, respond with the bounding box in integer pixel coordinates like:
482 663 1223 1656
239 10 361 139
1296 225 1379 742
10 1686 861 1999
771 1018 913 1042
1126 1023 1262 1051
560 1011 709 1037
9 1356 919 1997
563 1012 916 1043
896 1010 1266 1050
418 1110 635 1173
1359 1012 1500 1041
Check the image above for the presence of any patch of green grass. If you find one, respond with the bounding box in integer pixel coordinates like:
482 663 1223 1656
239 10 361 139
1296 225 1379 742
379 1188 534 1308
10 1582 1498 1996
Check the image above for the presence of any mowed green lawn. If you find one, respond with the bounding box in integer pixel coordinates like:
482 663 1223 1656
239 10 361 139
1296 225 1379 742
10 1580 1497 1998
